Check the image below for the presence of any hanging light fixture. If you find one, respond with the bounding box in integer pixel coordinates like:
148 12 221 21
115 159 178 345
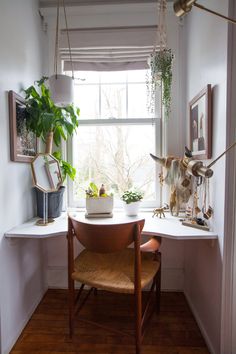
49 0 74 107
173 0 236 25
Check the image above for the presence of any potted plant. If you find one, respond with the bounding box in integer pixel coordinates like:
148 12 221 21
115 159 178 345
147 48 174 118
23 77 79 218
24 76 79 154
121 190 144 216
85 182 114 216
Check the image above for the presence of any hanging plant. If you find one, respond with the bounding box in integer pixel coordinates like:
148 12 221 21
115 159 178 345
147 48 174 118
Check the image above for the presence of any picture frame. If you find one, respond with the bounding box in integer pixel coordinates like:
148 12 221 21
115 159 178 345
189 84 212 159
8 90 38 162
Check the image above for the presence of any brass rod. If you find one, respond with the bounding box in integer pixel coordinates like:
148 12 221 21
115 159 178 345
194 3 236 25
207 140 236 169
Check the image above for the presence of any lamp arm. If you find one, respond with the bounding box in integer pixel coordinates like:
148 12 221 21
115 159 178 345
207 140 236 169
194 3 236 25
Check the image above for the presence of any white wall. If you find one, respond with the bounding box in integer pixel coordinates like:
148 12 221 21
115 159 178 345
0 1 47 353
41 3 186 292
183 1 229 353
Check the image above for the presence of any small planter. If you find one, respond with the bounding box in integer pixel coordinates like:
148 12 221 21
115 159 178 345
123 201 141 216
35 186 65 218
86 196 114 215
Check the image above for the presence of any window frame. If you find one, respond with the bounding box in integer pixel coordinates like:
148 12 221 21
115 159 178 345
66 70 163 209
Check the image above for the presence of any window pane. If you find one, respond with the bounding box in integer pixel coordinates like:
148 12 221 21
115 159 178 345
67 70 100 84
127 69 148 83
128 83 151 118
100 71 127 83
101 84 126 119
72 125 156 201
74 85 99 119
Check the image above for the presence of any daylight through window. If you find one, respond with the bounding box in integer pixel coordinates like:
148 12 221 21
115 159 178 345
66 69 162 207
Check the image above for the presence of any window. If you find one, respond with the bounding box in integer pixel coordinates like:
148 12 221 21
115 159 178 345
66 69 162 208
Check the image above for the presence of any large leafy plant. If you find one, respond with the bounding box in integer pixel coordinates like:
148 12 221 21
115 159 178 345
147 48 174 118
24 77 79 147
24 77 79 182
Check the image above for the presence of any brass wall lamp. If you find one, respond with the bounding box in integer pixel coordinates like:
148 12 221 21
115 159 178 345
173 0 236 25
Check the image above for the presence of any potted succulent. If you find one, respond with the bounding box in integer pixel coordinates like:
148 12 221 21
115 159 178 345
121 190 144 216
85 182 114 216
23 77 79 218
147 48 174 118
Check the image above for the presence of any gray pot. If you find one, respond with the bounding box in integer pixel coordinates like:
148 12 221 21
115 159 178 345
35 186 65 218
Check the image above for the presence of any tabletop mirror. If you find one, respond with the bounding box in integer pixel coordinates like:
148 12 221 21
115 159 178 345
31 153 62 225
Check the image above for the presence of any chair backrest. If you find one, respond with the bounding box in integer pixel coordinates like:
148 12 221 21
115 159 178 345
69 217 145 253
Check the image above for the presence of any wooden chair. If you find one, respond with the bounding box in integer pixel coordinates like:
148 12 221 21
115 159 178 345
67 216 161 354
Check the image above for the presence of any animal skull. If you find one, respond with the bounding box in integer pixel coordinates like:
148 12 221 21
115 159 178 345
150 153 192 216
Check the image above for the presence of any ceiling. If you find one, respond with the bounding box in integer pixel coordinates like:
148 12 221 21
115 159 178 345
39 0 172 8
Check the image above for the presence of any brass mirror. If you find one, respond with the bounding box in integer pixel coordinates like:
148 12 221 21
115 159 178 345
31 153 62 192
31 153 62 225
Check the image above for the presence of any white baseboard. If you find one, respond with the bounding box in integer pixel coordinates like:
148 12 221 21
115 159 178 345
184 291 215 354
47 266 184 291
3 287 47 354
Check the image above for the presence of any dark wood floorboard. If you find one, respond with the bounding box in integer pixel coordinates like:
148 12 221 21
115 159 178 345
10 289 210 354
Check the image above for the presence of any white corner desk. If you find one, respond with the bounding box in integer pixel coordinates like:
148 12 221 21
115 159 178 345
5 211 218 241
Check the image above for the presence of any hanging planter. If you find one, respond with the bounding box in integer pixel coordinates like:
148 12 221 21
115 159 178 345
49 74 74 107
147 48 174 119
147 49 174 118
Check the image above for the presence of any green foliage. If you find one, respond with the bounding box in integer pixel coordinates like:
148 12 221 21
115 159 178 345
85 182 110 198
52 151 76 183
121 190 144 204
23 77 80 183
147 48 174 119
23 77 80 146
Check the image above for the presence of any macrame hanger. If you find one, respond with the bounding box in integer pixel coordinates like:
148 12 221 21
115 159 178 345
154 0 167 53
62 0 74 79
54 0 60 77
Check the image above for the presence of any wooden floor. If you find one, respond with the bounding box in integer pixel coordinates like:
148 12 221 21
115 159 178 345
11 289 209 354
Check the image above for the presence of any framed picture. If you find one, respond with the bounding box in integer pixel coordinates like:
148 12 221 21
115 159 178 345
189 84 212 159
9 90 38 162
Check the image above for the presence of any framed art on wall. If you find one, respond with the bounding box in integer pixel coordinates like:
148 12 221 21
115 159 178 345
189 84 212 159
8 90 38 162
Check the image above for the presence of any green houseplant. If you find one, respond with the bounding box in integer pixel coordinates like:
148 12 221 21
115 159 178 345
24 76 79 182
24 77 80 217
85 182 114 216
147 48 174 118
121 190 143 216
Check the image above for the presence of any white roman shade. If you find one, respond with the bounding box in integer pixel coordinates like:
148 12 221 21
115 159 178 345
61 26 158 71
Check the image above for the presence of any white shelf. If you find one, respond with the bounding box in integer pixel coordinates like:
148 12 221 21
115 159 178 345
5 211 218 240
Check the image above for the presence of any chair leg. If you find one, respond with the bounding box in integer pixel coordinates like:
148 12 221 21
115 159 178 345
68 277 75 338
155 268 161 314
135 290 142 354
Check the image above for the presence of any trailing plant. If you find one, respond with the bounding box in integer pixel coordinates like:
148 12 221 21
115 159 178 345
121 190 144 204
147 48 174 118
52 151 76 183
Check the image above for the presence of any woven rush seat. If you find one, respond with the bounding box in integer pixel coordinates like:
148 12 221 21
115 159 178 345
68 217 162 354
72 248 160 294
